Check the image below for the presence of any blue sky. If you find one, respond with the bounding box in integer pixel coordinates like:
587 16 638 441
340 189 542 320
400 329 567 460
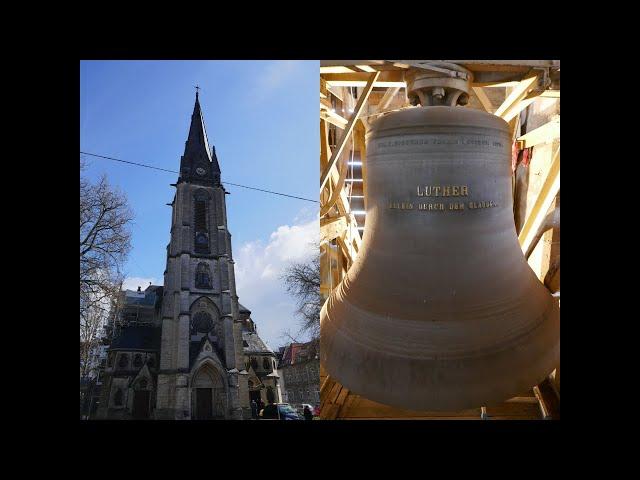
80 60 319 348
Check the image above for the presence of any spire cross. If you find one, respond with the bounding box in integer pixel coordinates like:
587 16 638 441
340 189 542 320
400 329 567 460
194 85 201 97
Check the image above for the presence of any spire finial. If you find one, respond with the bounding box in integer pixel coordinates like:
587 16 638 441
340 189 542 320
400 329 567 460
194 84 201 99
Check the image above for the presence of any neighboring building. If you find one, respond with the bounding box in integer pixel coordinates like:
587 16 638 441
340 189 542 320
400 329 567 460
279 341 320 409
80 336 109 419
95 93 280 420
241 312 280 407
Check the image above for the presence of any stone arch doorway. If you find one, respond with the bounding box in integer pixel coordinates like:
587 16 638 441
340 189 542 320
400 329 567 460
191 363 226 420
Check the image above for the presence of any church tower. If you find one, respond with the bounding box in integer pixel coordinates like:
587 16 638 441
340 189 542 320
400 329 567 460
154 92 250 419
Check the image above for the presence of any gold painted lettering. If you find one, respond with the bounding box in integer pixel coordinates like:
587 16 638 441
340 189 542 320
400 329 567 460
461 186 468 196
452 186 459 196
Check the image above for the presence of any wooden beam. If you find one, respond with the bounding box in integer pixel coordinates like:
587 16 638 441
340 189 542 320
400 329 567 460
320 72 379 193
320 216 348 243
494 75 539 121
517 116 560 149
533 385 551 419
472 86 494 113
540 90 560 98
322 71 403 88
356 64 376 72
518 147 560 255
320 104 348 129
320 66 359 74
376 86 401 113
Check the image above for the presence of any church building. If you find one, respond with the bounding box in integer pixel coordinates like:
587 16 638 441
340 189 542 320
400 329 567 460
96 93 281 420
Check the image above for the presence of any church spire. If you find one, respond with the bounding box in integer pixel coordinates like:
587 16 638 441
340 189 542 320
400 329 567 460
179 89 221 185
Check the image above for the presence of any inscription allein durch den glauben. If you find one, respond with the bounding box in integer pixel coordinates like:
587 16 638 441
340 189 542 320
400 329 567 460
388 184 498 212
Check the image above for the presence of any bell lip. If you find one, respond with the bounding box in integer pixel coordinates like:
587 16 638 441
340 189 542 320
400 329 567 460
320 299 560 412
368 105 509 140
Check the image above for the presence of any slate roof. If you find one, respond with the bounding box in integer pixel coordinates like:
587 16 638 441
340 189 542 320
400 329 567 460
110 325 161 351
238 303 251 314
242 331 273 355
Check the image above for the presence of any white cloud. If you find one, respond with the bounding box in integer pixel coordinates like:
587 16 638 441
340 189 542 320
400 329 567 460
122 276 158 292
234 216 318 350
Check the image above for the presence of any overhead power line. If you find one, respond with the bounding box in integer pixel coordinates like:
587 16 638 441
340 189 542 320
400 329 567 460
79 151 319 204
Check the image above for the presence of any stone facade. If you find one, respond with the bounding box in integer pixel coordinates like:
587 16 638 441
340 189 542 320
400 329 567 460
279 341 320 409
95 93 279 420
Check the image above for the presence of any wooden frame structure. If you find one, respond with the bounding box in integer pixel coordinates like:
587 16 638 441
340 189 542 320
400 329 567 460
319 60 560 420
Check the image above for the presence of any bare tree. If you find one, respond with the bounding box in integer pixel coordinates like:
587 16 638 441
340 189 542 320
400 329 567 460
80 159 133 321
280 252 321 344
80 301 109 380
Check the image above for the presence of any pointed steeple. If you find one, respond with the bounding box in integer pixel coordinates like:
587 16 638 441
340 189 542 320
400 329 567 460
179 90 221 185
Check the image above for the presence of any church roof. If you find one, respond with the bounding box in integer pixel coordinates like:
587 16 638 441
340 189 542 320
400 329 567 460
242 331 274 355
110 325 161 352
238 303 251 314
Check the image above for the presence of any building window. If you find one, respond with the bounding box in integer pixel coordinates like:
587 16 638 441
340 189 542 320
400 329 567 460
134 354 143 368
118 354 129 369
194 196 209 254
195 262 212 289
139 378 148 389
263 357 270 371
251 357 258 371
114 388 124 406
147 356 155 368
192 312 214 334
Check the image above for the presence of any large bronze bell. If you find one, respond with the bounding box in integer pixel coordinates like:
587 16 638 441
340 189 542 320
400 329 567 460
320 66 559 411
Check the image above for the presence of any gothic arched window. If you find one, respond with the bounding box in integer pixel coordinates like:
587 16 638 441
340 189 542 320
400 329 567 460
114 388 124 406
250 357 258 370
192 312 214 334
147 356 155 368
195 263 212 289
139 378 148 389
118 354 129 369
263 357 270 371
194 191 209 254
134 354 143 368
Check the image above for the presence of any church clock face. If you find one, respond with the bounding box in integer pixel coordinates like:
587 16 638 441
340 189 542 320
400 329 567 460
196 167 206 176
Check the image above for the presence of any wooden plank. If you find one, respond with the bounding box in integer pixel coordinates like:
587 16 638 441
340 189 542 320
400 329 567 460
494 75 539 120
472 86 494 113
320 71 379 193
320 216 347 243
517 116 560 148
518 147 560 255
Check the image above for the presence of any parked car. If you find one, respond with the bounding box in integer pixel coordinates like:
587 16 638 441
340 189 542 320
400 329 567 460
260 403 303 420
300 403 320 417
